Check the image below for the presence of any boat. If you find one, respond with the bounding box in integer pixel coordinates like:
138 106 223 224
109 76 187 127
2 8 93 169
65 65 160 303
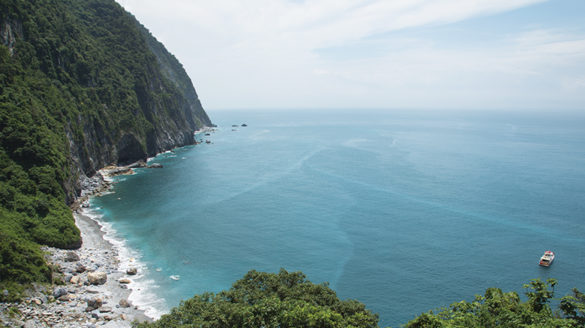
539 251 555 267
170 275 181 281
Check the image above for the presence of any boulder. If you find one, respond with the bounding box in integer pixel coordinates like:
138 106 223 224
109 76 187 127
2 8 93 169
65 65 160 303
64 251 80 262
119 299 131 308
70 275 80 285
119 278 131 284
58 294 73 302
126 267 138 275
75 264 86 273
53 288 68 299
86 297 103 311
99 306 112 313
87 272 107 285
147 163 163 169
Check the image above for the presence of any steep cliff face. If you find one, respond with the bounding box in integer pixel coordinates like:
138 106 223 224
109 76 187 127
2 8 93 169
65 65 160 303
0 0 211 291
55 1 211 200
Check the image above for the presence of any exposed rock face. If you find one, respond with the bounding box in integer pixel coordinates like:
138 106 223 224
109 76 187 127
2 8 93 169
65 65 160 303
0 19 22 55
0 1 213 203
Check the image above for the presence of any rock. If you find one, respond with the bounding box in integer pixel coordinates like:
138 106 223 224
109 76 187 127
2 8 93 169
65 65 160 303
99 306 112 313
24 320 36 328
119 299 131 308
53 288 68 299
76 264 87 273
70 275 80 285
86 297 103 311
58 294 72 302
87 272 107 285
147 163 163 169
126 267 137 275
64 251 80 262
119 278 131 284
33 298 42 305
13 320 25 327
128 160 147 168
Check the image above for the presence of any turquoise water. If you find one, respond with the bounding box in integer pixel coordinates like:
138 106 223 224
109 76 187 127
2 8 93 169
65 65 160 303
91 109 585 327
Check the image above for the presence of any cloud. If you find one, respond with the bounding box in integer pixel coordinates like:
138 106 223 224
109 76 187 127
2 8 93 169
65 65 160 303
116 0 585 110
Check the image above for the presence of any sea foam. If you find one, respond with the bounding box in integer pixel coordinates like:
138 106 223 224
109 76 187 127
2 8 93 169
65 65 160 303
82 206 168 319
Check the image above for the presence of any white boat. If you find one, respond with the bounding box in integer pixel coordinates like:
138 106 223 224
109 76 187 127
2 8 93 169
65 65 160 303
170 275 181 281
539 251 555 267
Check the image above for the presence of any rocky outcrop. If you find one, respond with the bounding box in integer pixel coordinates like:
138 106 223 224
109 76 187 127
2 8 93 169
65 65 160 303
0 19 22 56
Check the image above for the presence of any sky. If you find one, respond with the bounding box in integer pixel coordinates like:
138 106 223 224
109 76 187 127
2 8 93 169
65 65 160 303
116 0 585 111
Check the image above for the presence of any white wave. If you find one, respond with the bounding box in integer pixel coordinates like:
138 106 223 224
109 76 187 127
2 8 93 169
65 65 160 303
81 206 168 319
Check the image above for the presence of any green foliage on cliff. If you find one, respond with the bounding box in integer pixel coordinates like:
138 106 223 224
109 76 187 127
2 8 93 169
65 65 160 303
0 0 210 298
135 269 380 328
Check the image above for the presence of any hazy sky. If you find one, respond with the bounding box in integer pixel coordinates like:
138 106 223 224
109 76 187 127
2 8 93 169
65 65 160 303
116 0 585 111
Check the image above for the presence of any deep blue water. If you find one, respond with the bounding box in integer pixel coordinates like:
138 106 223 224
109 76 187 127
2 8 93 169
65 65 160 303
91 109 585 327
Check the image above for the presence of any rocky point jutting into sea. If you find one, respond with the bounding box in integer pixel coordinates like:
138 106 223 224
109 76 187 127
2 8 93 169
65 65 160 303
0 0 212 325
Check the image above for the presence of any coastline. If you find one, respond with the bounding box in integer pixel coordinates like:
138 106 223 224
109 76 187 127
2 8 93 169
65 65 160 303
0 167 154 327
1 166 159 327
1 130 217 327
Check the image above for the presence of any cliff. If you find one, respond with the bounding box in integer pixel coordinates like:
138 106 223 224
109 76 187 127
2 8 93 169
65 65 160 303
0 0 211 296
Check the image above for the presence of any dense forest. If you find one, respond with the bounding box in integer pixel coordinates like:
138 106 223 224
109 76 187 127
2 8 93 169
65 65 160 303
0 0 210 298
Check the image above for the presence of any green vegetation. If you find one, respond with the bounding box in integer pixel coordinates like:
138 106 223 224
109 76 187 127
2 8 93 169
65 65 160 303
135 269 379 328
2 2 584 327
405 278 585 328
134 273 585 328
0 0 209 299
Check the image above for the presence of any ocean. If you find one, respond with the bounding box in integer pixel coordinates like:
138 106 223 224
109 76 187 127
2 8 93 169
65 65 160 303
87 109 585 327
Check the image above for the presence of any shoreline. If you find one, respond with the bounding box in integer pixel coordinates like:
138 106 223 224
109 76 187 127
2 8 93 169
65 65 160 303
1 129 216 327
1 163 165 327
0 207 154 327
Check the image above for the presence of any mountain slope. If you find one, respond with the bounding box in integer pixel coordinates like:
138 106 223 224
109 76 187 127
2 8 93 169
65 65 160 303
0 0 211 297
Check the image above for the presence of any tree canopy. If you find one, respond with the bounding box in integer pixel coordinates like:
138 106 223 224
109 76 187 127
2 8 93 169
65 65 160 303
135 269 379 328
135 273 585 328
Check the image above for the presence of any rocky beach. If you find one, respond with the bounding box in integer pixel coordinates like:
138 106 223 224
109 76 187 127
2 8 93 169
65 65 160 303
1 168 154 328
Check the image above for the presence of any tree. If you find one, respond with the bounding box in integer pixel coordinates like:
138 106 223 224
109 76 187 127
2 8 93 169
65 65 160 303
134 269 379 328
405 279 577 328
